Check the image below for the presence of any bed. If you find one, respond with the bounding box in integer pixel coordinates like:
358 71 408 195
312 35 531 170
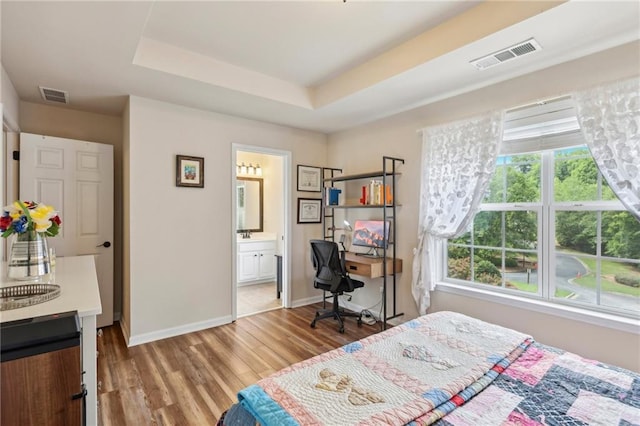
218 311 640 425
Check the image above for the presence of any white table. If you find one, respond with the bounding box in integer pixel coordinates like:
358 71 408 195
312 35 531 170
1 255 102 426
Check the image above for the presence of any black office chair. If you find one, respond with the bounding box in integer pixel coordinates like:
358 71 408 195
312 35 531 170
309 239 363 333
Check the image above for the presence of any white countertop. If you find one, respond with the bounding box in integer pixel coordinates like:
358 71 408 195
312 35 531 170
0 255 102 322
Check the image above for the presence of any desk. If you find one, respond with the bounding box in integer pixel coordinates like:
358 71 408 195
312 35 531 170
1 256 102 426
344 252 402 278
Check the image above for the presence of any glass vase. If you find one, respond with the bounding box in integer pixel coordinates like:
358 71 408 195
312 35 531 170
7 230 51 280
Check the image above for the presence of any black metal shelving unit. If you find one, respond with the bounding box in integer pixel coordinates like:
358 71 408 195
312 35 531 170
321 156 404 329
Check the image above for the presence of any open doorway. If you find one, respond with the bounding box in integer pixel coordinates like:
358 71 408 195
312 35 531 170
232 145 290 319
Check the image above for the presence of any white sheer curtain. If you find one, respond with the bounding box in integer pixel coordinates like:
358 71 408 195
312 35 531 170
573 77 640 220
412 111 504 314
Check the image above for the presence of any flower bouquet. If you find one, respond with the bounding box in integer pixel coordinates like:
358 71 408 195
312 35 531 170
1 200 62 238
1 201 62 280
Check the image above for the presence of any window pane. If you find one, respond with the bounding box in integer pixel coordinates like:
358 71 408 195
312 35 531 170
472 249 503 286
445 140 638 318
554 254 594 303
504 251 538 294
505 211 538 249
447 247 470 280
484 163 506 203
554 147 606 202
555 211 597 255
598 259 640 314
602 211 640 261
485 154 540 203
473 211 502 247
557 255 640 314
505 154 541 203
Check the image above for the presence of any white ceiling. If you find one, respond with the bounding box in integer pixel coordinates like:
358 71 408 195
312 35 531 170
2 1 639 133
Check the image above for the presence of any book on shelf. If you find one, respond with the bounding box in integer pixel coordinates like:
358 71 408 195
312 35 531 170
360 180 393 205
325 187 342 205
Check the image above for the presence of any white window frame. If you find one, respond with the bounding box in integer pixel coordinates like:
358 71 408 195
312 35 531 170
437 100 639 333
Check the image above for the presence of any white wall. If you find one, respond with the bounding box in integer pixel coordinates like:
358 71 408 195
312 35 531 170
327 41 640 372
125 96 327 343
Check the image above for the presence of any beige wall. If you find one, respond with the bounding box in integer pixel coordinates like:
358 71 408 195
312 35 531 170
326 41 640 372
125 96 327 342
18 101 124 319
2 65 19 131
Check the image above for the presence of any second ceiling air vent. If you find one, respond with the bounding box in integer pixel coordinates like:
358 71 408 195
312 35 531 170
39 86 69 104
470 38 542 71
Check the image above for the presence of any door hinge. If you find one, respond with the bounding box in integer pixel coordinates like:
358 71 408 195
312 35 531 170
12 150 19 161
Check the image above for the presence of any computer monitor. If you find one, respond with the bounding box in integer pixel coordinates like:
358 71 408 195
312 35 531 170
351 220 390 257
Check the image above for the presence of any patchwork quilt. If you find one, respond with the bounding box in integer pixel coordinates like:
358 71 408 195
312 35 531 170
434 342 640 426
233 311 532 426
221 312 640 426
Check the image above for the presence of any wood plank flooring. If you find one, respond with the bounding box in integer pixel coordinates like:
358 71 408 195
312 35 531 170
97 304 382 425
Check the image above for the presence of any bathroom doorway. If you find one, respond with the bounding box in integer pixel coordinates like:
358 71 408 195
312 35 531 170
232 145 291 319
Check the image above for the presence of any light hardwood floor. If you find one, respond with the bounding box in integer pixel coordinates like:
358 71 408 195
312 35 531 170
97 304 381 425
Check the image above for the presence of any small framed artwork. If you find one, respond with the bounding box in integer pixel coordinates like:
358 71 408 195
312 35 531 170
297 165 322 192
297 198 322 224
176 155 204 188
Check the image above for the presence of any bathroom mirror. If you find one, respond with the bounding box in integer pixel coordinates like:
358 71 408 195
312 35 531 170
236 177 263 232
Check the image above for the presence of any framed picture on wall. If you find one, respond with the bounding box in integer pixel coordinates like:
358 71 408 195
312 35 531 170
176 155 204 188
297 165 322 192
297 198 321 224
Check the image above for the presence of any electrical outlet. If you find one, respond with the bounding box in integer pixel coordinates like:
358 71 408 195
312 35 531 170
379 286 384 294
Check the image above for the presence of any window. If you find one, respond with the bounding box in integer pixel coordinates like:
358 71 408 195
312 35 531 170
445 101 640 319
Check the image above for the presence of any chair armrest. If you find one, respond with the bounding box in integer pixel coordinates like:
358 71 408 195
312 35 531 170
338 251 356 292
339 250 348 275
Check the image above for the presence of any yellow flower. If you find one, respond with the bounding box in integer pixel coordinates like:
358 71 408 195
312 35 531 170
31 204 55 233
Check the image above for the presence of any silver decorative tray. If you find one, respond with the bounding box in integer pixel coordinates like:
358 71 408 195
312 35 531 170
0 283 61 311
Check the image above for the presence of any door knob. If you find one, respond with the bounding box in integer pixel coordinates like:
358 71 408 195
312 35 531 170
96 241 111 248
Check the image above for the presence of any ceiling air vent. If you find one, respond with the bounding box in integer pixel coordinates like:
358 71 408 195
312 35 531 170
39 86 69 104
470 38 542 71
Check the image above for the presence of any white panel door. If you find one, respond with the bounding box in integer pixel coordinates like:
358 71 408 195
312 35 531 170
20 133 114 327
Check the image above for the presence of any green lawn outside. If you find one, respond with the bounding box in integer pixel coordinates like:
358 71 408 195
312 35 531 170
578 256 640 277
509 280 572 298
509 281 538 293
557 246 640 297
574 272 640 297
554 288 573 298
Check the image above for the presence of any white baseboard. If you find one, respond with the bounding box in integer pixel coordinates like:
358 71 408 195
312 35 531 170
119 296 381 348
126 315 233 347
291 295 323 308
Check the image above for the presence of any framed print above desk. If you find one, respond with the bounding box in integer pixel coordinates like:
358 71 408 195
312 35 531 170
297 198 321 224
297 165 321 192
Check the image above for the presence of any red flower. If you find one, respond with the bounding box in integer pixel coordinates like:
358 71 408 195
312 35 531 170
52 215 61 225
0 215 12 231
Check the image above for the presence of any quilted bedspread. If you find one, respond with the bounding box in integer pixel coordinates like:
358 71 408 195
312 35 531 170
236 311 532 426
435 342 640 426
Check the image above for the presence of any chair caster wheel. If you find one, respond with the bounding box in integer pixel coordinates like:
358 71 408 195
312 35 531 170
339 327 345 334
310 321 316 328
357 319 362 327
